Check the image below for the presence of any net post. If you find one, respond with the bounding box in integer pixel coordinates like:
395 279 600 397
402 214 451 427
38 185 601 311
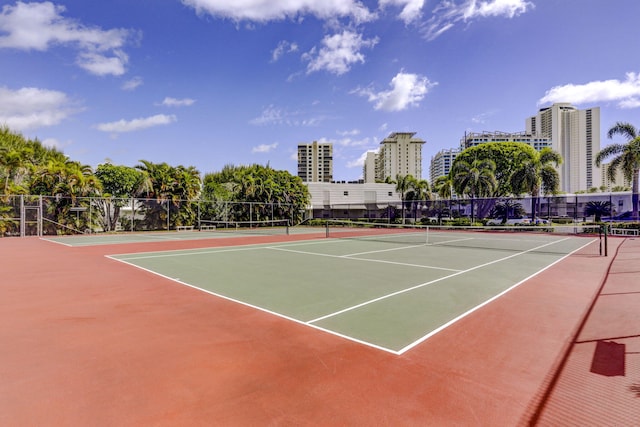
325 221 329 238
603 224 608 256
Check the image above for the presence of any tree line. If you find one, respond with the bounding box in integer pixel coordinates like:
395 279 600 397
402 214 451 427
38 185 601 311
0 126 310 233
390 120 640 223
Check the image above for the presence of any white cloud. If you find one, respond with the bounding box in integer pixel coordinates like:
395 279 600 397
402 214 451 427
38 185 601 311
346 150 374 168
539 72 640 109
41 137 72 150
352 71 437 111
122 76 143 91
76 50 128 76
180 0 375 23
161 97 196 107
96 114 177 133
0 1 136 76
337 129 361 137
423 0 534 40
250 105 287 125
471 109 498 124
379 0 425 24
271 40 298 62
0 86 79 131
252 142 278 153
303 30 378 75
249 105 325 126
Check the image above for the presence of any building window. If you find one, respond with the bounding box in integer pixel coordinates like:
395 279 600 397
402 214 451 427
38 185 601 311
343 191 349 196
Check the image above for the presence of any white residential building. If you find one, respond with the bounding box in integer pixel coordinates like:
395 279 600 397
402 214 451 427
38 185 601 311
600 162 631 191
375 132 425 182
363 151 378 183
460 131 551 151
297 141 333 183
526 103 601 193
430 148 460 183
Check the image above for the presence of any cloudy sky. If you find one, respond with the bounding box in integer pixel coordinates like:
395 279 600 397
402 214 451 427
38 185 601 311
1 0 639 180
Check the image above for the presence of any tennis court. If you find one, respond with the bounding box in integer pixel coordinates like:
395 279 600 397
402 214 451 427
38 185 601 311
108 224 602 354
42 220 319 247
2 223 637 425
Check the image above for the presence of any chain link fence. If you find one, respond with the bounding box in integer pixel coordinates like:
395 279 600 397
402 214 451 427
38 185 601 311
0 195 305 237
310 192 638 226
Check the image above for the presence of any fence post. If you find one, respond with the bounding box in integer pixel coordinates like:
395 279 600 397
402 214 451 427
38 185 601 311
38 195 43 237
19 194 24 237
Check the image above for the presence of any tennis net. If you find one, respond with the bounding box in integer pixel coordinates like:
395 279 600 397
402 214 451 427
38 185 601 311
199 219 290 235
324 220 607 256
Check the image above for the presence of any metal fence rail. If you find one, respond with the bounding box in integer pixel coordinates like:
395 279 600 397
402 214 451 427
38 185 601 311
0 195 302 237
1 193 638 237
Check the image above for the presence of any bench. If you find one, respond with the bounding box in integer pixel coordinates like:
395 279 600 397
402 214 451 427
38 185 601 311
610 228 639 236
199 225 216 231
176 225 195 232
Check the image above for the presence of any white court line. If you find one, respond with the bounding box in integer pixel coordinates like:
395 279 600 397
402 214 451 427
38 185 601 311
40 237 74 247
397 237 597 354
306 237 573 325
111 235 354 260
267 246 461 272
106 254 401 355
114 244 265 260
343 243 427 257
107 234 597 355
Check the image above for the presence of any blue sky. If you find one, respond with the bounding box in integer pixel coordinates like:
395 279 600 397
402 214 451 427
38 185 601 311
1 0 639 181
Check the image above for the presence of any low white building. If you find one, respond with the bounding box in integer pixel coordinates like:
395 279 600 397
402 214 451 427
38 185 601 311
305 182 401 219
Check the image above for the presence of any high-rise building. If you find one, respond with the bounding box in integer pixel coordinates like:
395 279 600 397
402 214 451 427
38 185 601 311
297 141 333 183
429 148 460 184
375 132 425 182
600 162 631 191
460 131 551 151
362 151 377 183
526 103 601 193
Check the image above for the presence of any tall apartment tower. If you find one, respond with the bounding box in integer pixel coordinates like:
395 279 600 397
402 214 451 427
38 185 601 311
297 141 333 183
376 132 425 182
430 148 460 184
362 151 377 183
526 103 601 193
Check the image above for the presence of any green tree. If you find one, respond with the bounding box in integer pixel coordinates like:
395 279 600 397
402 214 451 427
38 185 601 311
202 164 309 224
451 158 497 222
395 174 416 223
95 163 145 231
509 147 562 221
453 142 538 196
584 201 612 222
28 160 101 234
433 175 453 200
406 179 431 221
490 199 525 224
0 126 66 196
595 122 640 221
134 160 201 230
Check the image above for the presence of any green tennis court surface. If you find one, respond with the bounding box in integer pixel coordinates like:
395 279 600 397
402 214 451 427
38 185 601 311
108 229 599 354
41 226 321 246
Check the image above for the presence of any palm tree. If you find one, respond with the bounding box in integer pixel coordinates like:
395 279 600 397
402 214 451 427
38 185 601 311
395 174 416 223
433 175 453 200
584 201 612 222
451 158 497 222
509 147 562 221
490 199 525 224
407 179 431 221
595 122 640 221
